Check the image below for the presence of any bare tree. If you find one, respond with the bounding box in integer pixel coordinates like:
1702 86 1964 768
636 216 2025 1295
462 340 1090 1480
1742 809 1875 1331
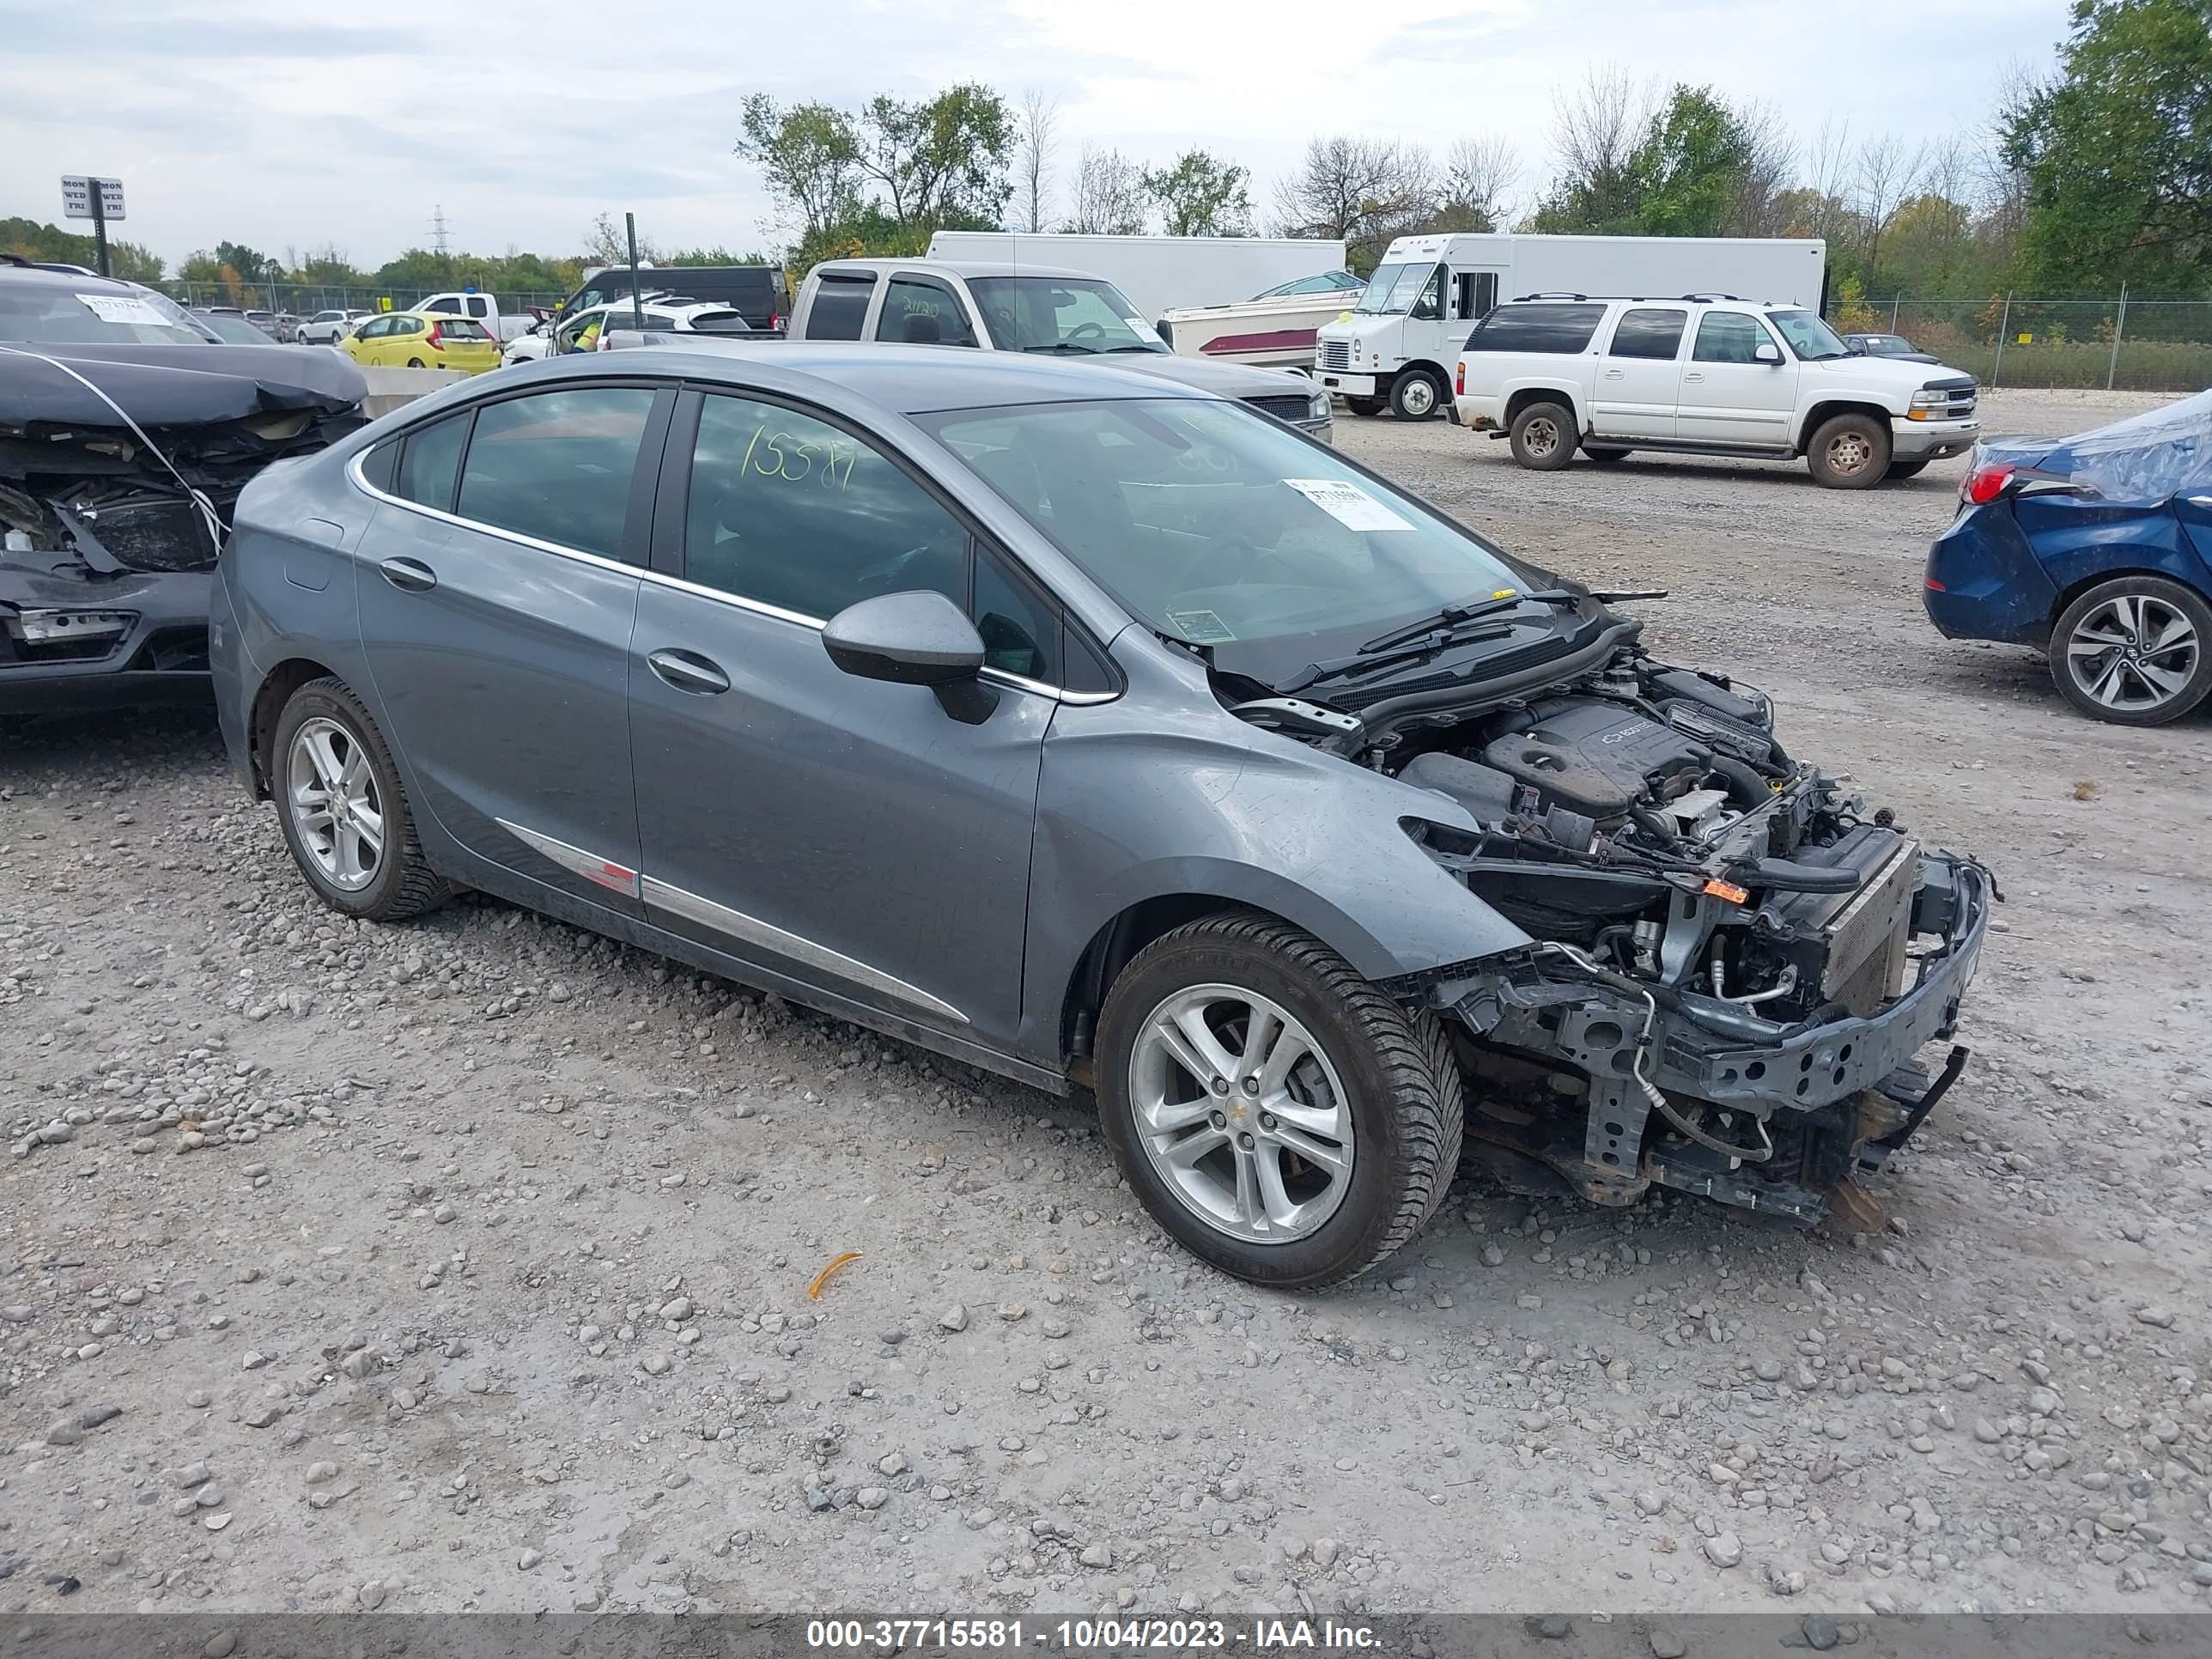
1534 65 1653 226
1978 57 2041 249
1271 136 1438 267
1440 135 1519 232
1014 90 1059 234
1796 118 1856 243
1726 103 1797 236
1855 132 1928 284
1063 145 1149 235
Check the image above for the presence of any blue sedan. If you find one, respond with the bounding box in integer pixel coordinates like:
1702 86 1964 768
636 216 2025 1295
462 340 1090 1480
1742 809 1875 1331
1924 391 2212 724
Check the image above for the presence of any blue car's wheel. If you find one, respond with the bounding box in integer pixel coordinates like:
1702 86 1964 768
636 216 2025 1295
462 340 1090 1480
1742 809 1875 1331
2048 576 2212 726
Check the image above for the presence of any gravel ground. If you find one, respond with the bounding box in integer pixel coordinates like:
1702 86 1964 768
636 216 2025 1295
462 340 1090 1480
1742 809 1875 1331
3 387 2209 1622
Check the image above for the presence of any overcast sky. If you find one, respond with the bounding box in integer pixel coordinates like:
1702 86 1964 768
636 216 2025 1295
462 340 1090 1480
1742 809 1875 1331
0 0 2066 270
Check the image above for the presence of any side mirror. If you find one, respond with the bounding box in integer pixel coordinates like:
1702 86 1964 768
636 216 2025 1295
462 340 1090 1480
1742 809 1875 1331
1753 341 1784 365
822 590 985 687
1844 338 1867 356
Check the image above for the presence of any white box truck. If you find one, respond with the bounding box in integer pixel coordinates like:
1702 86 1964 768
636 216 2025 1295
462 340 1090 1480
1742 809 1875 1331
923 232 1346 326
1316 232 1827 418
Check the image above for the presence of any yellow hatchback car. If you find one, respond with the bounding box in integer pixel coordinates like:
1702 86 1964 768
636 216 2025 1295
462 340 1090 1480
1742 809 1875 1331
338 311 501 374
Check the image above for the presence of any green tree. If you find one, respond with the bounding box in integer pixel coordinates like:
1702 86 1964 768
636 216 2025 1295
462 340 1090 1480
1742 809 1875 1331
1141 149 1252 236
2003 0 2212 293
0 216 163 280
1625 87 1753 237
852 83 1014 229
214 240 279 284
735 94 861 236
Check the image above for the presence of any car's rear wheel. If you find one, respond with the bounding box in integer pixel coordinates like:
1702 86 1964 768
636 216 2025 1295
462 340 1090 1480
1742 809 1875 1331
1095 914 1464 1289
271 678 451 921
2047 576 2212 726
1390 369 1445 420
1584 447 1632 464
406 356 426 368
1807 413 1891 488
1346 396 1385 417
1885 459 1929 480
1509 400 1577 470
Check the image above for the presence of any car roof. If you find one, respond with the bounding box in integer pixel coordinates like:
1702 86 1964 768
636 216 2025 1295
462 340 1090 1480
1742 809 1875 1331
0 263 143 297
813 259 1100 283
515 341 1215 415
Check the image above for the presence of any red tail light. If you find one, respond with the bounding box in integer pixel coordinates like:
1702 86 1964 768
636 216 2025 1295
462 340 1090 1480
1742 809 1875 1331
770 311 784 333
1962 462 2014 505
424 323 445 349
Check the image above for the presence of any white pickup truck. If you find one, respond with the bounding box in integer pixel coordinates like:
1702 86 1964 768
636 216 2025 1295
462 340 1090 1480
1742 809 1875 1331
1452 295 1980 488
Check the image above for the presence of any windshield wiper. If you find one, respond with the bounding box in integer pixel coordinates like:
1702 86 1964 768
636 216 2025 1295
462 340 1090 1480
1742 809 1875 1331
1357 589 1583 655
1022 342 1101 355
1278 621 1520 694
1103 343 1166 354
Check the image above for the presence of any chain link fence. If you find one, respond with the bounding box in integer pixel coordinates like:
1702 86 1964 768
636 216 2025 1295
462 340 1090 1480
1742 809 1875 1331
1844 295 2212 393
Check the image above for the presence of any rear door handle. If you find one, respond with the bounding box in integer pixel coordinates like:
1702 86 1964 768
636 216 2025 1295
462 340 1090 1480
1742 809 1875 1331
378 556 437 592
647 648 730 695
1682 372 1705 384
1603 368 1624 380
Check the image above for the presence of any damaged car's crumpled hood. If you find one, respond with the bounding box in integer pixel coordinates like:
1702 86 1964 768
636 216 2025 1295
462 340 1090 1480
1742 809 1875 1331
0 342 368 428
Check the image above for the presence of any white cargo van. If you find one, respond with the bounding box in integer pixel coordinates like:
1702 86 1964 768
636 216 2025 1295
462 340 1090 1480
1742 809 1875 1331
1316 233 1827 419
923 232 1346 326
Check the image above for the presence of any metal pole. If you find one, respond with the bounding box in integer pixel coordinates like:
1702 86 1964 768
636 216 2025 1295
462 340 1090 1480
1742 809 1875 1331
1990 292 2012 390
89 189 111 278
2106 284 2128 392
625 213 645 334
1891 294 1900 330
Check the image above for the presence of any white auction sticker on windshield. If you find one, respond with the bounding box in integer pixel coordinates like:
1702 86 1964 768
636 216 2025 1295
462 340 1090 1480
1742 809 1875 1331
1122 317 1164 343
1285 477 1415 532
1165 607 1237 643
76 294 172 327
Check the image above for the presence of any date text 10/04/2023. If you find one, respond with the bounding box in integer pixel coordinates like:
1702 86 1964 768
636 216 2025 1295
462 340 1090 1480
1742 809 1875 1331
804 1619 1384 1651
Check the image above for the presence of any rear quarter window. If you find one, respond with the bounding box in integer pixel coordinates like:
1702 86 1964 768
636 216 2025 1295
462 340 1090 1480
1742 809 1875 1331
1462 304 1609 355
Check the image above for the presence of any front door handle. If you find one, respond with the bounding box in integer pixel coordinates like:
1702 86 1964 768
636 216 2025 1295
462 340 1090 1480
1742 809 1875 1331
1603 368 1624 380
378 556 437 592
647 648 730 695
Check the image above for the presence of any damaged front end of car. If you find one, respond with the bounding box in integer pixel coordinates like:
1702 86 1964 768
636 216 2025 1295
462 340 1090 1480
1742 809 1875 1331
1278 647 1993 1227
1 343 366 707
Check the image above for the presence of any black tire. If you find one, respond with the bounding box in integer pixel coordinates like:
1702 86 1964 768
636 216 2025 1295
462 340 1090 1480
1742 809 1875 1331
1389 368 1446 421
1806 412 1891 489
405 356 426 368
1346 397 1385 417
1095 913 1465 1290
2045 575 2212 726
1885 459 1929 480
1508 399 1577 470
1585 447 1632 464
270 677 451 921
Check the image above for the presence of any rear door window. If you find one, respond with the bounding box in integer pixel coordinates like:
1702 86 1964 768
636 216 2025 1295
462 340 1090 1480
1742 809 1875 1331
1462 303 1608 354
878 276 976 346
1607 307 1688 361
394 411 469 512
454 387 658 559
806 273 877 341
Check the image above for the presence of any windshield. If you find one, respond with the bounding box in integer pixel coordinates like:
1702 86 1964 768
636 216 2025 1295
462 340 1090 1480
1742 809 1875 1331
198 313 275 343
0 287 212 346
967 276 1166 355
1353 263 1432 315
1771 309 1850 362
921 398 1545 685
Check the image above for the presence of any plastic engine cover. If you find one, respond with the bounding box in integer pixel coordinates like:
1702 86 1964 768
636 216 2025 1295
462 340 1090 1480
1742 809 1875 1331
1479 698 1709 818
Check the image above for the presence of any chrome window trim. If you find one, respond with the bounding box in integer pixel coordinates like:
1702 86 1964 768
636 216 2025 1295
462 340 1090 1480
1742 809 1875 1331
346 447 1119 704
640 874 968 1026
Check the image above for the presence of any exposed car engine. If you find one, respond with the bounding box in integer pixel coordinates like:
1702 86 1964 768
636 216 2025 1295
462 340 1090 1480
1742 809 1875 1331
1230 647 1991 1226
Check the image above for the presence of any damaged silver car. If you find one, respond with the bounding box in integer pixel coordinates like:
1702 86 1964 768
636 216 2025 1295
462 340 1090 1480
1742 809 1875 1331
1 262 365 708
213 347 1992 1288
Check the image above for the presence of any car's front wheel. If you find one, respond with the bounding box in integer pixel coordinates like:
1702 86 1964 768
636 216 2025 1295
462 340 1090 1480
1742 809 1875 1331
1807 413 1891 488
2047 575 2212 726
270 678 451 921
1095 914 1464 1289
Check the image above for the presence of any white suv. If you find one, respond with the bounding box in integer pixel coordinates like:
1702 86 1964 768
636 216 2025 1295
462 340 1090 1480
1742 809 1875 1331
1452 296 1980 488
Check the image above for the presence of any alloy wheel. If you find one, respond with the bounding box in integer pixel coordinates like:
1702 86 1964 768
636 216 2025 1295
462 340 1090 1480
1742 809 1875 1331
1127 984 1354 1243
288 716 386 890
2065 592 2202 715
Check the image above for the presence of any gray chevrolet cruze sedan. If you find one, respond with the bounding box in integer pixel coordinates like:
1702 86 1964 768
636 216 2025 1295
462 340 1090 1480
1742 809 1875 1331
213 345 1990 1288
